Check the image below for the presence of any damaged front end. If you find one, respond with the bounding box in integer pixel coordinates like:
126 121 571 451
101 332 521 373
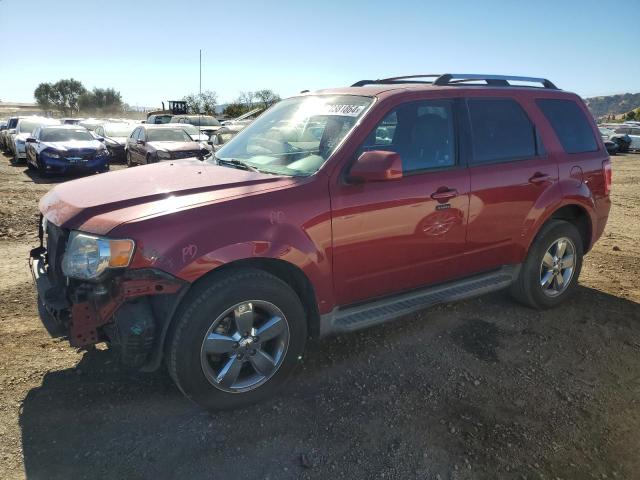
29 218 186 370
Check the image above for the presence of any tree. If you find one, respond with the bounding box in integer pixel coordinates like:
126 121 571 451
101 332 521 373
626 110 637 121
183 90 218 115
78 87 124 114
254 89 281 109
34 83 55 111
33 79 86 116
223 102 249 118
223 89 281 118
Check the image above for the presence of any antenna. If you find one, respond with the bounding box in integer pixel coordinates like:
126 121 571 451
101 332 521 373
199 49 202 132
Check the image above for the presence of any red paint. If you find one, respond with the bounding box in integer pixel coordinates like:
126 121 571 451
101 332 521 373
40 84 611 318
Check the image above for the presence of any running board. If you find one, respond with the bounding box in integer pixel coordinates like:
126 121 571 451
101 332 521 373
319 265 519 336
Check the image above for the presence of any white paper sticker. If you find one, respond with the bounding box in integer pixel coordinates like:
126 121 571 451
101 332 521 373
322 104 366 117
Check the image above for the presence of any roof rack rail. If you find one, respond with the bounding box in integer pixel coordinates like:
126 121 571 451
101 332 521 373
433 73 557 89
351 73 558 89
351 74 440 87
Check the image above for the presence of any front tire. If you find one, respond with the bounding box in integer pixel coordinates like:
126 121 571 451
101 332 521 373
126 150 134 167
510 220 583 309
167 269 307 410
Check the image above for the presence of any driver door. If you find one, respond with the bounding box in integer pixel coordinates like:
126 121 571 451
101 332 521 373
330 99 470 306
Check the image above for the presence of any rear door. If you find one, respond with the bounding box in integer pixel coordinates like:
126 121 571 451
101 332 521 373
331 98 471 306
464 97 558 272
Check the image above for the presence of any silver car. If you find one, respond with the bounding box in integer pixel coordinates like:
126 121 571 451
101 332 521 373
614 125 640 151
10 116 60 163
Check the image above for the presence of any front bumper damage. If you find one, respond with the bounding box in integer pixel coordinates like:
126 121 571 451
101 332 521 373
29 231 187 369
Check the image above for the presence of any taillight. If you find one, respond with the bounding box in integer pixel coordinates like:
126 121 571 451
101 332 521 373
603 160 612 195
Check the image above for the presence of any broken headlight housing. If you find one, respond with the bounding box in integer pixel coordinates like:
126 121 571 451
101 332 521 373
61 231 135 280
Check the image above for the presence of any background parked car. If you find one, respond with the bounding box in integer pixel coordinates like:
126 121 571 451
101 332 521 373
146 114 173 124
25 125 110 175
125 125 210 166
93 122 136 162
209 123 246 150
612 125 640 151
171 114 221 128
78 118 105 131
599 126 631 153
10 116 60 164
60 118 83 125
1 116 20 152
176 123 212 142
604 140 619 155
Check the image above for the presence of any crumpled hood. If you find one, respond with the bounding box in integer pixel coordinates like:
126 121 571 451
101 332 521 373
39 159 296 235
42 139 104 151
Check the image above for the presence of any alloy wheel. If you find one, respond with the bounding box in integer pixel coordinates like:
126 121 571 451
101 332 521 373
539 237 576 297
200 301 290 393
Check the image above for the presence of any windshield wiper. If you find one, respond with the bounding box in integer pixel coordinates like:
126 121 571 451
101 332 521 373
216 157 261 173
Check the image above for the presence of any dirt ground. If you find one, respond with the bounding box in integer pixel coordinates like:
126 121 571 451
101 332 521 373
0 153 639 480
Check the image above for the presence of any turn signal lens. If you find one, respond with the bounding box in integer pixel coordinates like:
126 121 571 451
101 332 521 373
108 239 135 267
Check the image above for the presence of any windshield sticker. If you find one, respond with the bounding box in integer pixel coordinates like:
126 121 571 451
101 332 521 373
322 104 366 117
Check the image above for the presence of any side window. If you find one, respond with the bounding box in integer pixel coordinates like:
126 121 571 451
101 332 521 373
361 100 455 173
467 98 537 164
631 128 640 136
536 99 598 154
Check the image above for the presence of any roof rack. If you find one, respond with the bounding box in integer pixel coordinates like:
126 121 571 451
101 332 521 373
351 75 440 87
434 74 557 89
352 73 558 89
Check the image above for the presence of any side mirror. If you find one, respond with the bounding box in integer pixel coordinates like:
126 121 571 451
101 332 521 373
136 139 145 145
26 137 36 143
348 150 403 183
8 128 16 134
96 136 105 142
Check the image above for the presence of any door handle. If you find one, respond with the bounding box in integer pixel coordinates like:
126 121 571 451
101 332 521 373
431 188 458 201
529 172 551 184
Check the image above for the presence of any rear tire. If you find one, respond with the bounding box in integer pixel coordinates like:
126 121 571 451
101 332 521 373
167 269 307 410
510 220 583 309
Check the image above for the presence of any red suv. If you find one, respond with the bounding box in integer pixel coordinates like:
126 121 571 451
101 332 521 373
30 74 612 410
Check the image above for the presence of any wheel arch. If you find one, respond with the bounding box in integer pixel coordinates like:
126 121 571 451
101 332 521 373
531 203 593 253
155 258 321 371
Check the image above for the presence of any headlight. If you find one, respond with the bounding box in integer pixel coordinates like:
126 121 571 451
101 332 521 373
45 150 61 158
96 149 110 158
157 150 171 160
62 231 135 280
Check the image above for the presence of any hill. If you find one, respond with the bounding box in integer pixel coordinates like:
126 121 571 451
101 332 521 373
585 93 640 119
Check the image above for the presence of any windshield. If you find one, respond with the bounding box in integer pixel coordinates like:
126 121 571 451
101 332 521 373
147 128 192 142
104 124 135 137
18 119 58 134
216 95 372 176
41 128 95 142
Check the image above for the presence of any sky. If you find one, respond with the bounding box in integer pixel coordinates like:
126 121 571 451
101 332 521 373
0 0 638 108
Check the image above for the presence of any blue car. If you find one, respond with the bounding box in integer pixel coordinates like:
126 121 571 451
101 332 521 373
25 125 110 175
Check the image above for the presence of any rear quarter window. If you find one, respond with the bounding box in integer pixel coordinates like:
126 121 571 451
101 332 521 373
536 99 598 154
467 98 538 164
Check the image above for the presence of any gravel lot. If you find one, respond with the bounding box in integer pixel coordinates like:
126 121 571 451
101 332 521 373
0 153 639 480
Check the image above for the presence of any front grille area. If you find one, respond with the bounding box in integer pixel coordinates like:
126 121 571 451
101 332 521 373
172 150 200 159
45 221 68 289
63 149 95 160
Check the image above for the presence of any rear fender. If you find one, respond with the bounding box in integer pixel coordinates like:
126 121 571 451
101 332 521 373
520 178 596 254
